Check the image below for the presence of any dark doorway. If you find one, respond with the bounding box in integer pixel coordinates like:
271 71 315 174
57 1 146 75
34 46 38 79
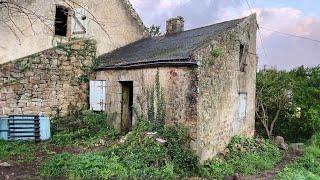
55 5 69 36
120 81 133 134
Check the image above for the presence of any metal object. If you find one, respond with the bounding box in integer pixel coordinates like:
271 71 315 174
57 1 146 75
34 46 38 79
0 115 51 142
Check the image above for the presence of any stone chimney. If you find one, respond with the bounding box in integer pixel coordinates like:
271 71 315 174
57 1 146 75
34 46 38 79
166 16 184 35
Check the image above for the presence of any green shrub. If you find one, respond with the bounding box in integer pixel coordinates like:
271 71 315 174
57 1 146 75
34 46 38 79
256 66 320 142
51 110 118 146
201 136 281 179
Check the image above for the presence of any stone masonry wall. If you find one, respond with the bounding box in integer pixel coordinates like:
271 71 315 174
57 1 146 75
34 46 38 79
193 15 257 162
0 39 96 117
95 67 198 140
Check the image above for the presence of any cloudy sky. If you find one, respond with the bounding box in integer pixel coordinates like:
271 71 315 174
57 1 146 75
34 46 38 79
130 0 320 70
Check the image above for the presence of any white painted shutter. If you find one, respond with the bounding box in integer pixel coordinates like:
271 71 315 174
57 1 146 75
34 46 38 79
72 8 87 34
238 93 247 120
90 80 106 111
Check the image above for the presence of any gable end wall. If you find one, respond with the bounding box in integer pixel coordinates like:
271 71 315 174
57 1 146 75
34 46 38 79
193 15 257 162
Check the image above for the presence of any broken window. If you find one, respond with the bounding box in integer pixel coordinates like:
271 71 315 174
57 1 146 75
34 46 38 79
55 5 70 37
239 43 248 72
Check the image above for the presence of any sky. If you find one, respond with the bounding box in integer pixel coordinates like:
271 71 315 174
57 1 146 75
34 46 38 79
130 0 320 70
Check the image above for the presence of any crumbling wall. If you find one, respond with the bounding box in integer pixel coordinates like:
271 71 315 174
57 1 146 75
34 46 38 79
0 39 96 117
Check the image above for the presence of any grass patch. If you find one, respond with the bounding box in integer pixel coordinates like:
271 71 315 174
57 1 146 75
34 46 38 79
0 140 36 163
277 133 320 179
200 136 282 179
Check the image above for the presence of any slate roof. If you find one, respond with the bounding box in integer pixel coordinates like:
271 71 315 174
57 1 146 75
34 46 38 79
96 17 246 70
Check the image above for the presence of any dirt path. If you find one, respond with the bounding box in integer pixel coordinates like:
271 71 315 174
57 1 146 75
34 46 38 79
244 150 302 180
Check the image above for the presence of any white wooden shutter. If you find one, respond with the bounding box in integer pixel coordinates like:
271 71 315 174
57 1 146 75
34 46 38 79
90 80 106 111
72 8 87 35
238 92 247 121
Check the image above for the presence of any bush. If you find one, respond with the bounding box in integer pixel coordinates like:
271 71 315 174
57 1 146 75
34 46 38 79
256 66 320 142
51 110 118 146
201 136 281 179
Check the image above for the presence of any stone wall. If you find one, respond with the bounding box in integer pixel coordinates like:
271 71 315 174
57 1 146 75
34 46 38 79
193 15 257 162
0 39 96 117
95 67 198 139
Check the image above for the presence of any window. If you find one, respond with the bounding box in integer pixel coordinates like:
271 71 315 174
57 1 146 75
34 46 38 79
239 43 247 72
55 5 70 36
238 92 247 121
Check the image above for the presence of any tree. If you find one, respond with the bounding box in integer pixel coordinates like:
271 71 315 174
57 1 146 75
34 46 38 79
256 69 292 139
147 25 162 37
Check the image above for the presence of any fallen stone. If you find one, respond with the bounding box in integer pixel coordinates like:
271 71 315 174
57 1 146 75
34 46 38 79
290 143 304 151
156 138 167 144
275 136 288 150
0 162 11 167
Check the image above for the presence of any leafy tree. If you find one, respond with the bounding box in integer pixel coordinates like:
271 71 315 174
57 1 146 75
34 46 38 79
256 66 320 141
147 25 162 37
256 69 292 139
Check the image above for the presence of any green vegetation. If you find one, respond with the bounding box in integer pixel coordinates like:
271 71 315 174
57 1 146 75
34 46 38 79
147 25 162 37
40 120 198 179
211 47 224 58
147 70 166 130
0 140 36 162
277 133 320 179
51 110 118 146
256 66 320 142
201 136 281 179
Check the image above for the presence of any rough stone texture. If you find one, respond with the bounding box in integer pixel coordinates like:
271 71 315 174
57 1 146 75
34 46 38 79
0 0 148 64
95 67 198 139
0 39 96 116
193 15 257 161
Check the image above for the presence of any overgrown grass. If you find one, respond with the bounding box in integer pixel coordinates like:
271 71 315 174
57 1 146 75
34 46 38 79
0 140 36 163
40 120 199 179
277 133 320 179
200 136 282 179
51 110 118 146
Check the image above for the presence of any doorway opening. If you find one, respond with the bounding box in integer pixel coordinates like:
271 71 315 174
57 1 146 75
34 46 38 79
120 81 133 134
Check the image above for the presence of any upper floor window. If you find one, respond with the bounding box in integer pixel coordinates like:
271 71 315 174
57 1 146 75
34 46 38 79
239 43 248 72
55 5 70 37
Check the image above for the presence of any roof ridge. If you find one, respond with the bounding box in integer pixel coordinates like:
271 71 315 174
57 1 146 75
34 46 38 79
155 16 247 39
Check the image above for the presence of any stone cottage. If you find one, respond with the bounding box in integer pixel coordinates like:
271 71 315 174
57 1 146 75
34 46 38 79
94 14 258 161
0 0 148 64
